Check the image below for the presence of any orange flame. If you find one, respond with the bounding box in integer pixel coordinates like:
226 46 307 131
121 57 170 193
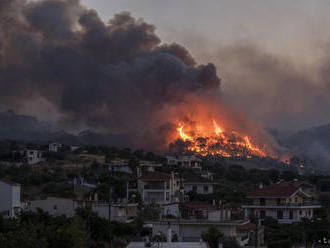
177 125 192 141
175 119 268 158
213 119 223 135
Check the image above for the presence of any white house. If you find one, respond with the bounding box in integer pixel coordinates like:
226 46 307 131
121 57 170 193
166 155 202 169
127 242 208 248
106 160 133 174
242 182 321 224
147 219 252 244
184 178 217 195
0 178 21 217
49 143 62 152
133 172 182 204
27 197 138 222
24 150 43 165
163 202 231 222
137 162 162 177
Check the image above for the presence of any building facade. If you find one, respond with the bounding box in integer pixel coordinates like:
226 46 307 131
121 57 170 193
242 183 321 224
0 178 21 217
166 156 202 169
184 178 217 195
27 197 138 222
136 172 182 204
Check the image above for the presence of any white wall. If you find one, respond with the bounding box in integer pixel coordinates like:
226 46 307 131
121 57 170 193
184 184 214 194
29 198 75 217
0 182 12 217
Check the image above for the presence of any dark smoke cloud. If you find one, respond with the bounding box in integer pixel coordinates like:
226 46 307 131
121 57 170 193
0 0 220 149
210 44 330 132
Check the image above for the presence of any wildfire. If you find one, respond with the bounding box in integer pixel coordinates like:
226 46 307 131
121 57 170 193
176 119 267 158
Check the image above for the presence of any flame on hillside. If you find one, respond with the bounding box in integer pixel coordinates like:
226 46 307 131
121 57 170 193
175 119 269 158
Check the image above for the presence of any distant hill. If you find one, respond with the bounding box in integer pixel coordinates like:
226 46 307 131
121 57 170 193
0 111 131 147
284 123 330 162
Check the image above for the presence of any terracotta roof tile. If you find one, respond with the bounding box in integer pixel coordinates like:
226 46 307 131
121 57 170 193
238 222 263 231
248 186 298 198
0 178 20 186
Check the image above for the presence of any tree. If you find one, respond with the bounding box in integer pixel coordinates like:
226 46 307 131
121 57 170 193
202 227 223 248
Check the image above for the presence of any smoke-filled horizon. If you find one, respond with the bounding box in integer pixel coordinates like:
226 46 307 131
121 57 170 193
82 0 330 132
0 0 226 151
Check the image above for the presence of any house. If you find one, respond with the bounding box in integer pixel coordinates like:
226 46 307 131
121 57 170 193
24 150 43 165
0 178 21 217
27 197 138 223
166 155 202 169
147 219 251 244
275 179 317 198
136 161 162 177
242 183 321 224
106 159 133 174
163 201 231 222
184 178 217 195
48 143 62 152
133 172 182 204
127 242 208 248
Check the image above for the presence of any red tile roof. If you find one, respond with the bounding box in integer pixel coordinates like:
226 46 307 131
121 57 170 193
275 180 314 188
139 172 172 181
179 202 217 210
247 186 298 198
238 222 263 231
0 178 20 186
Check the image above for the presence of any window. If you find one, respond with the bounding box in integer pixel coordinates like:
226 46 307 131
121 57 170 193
299 210 302 215
53 205 57 210
289 210 293 219
277 198 281 205
203 186 209 193
277 210 283 219
260 198 265 206
192 186 197 192
260 210 266 218
295 197 298 203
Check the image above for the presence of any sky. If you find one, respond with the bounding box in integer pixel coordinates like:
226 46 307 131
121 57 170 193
81 0 330 132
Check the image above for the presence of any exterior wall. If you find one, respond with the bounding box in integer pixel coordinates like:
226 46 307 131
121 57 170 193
29 198 75 217
138 176 180 204
166 156 201 169
208 209 231 222
244 207 316 224
49 143 62 152
29 198 137 222
0 182 13 217
252 193 305 206
163 204 180 217
184 184 214 194
112 165 132 174
151 222 242 242
26 150 43 165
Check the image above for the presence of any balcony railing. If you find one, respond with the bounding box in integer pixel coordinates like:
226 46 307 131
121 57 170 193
144 184 169 190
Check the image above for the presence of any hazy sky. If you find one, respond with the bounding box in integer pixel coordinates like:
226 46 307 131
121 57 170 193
79 0 330 132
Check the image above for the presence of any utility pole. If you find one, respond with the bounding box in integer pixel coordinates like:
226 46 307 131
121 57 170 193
255 217 259 248
109 170 112 248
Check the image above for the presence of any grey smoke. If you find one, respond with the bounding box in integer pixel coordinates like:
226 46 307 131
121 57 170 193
0 0 220 149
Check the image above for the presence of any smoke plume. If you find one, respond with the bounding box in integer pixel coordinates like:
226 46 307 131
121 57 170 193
0 0 221 149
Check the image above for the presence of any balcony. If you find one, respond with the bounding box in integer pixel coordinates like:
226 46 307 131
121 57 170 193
144 183 169 190
242 203 321 209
